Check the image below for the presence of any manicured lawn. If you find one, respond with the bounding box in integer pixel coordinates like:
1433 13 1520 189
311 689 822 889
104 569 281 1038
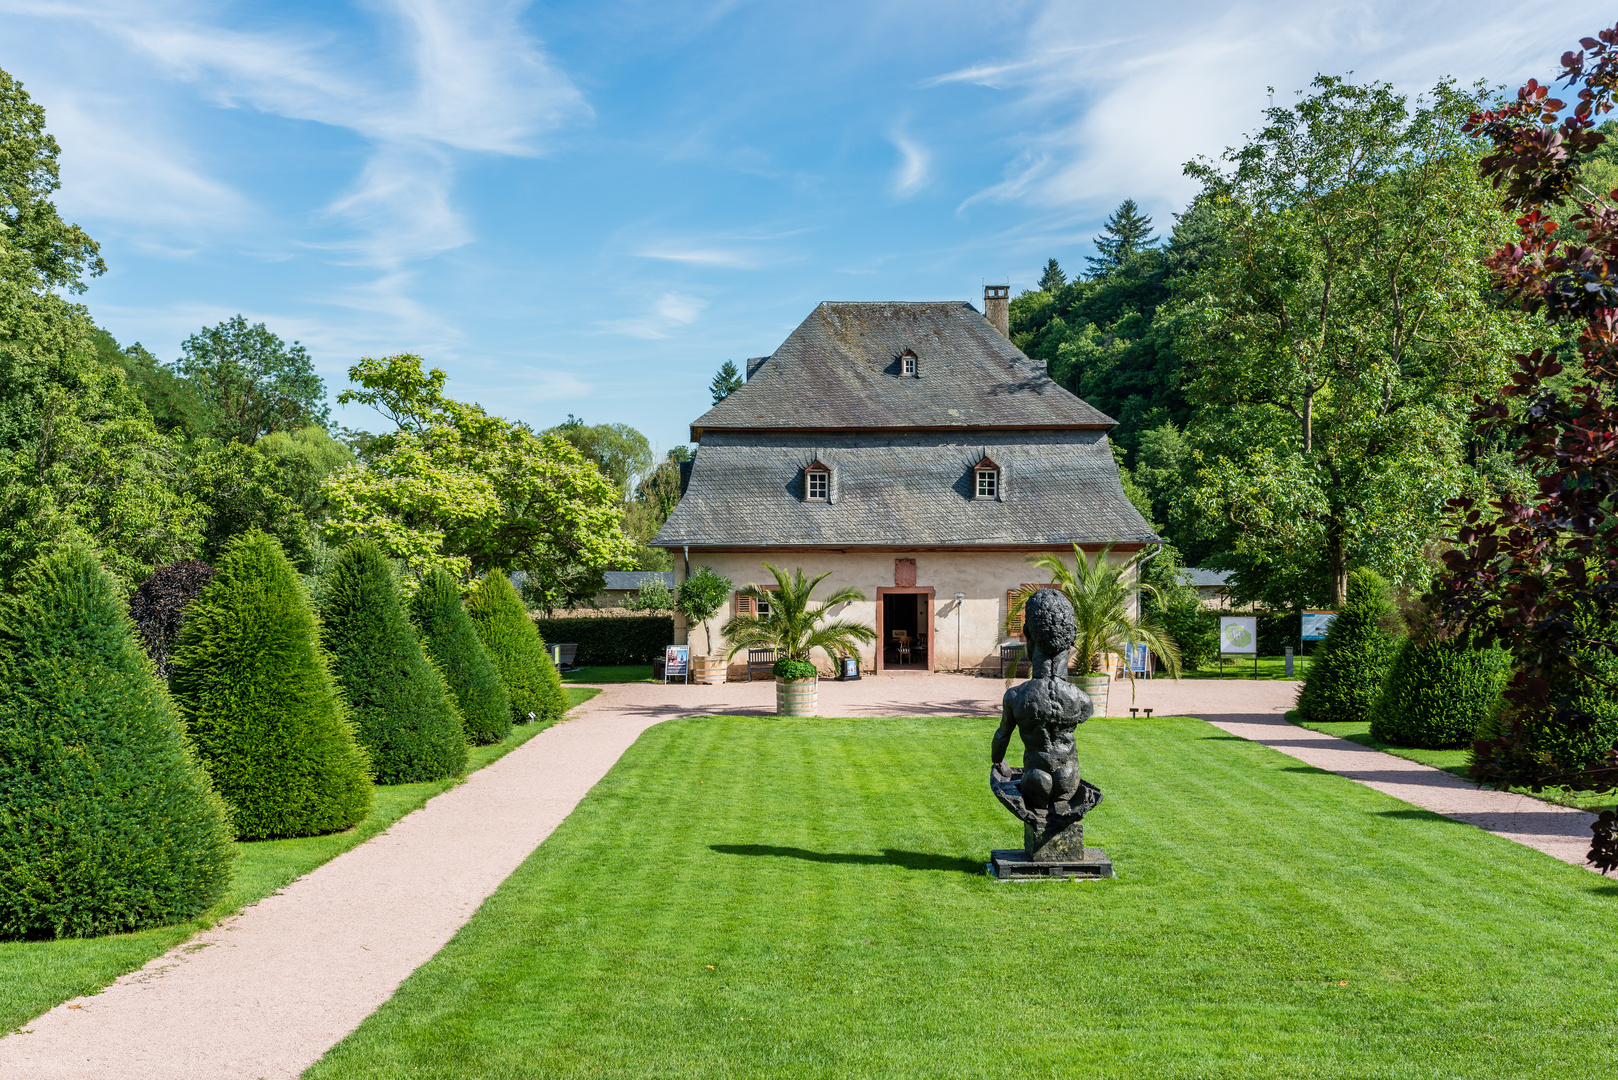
562 664 654 683
0 686 599 1033
1182 653 1312 680
310 712 1617 1079
1290 712 1613 814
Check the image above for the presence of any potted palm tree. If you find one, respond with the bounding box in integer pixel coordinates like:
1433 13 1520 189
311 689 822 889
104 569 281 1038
1007 544 1180 716
722 565 876 716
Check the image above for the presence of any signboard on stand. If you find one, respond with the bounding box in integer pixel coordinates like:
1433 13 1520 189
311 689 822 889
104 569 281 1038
1301 610 1338 641
1219 617 1258 654
663 645 689 684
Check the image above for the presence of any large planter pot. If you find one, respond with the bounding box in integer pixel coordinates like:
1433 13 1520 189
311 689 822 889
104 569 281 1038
1075 673 1110 717
777 677 818 716
692 655 728 685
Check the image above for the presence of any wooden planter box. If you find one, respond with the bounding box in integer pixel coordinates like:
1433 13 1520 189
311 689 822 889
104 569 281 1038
692 655 728 685
776 677 818 716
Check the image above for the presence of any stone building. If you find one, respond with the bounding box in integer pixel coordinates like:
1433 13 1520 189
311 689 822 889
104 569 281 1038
653 288 1157 674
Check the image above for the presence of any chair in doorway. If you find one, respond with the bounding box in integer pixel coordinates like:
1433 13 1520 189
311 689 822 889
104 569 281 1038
892 630 911 664
747 648 777 681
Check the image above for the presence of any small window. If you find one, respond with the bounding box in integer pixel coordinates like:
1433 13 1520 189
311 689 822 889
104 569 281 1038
901 355 916 376
736 593 774 619
757 594 772 620
806 468 829 501
976 468 998 499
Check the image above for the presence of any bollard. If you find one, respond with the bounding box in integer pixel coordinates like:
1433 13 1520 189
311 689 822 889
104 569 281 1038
1284 646 1294 678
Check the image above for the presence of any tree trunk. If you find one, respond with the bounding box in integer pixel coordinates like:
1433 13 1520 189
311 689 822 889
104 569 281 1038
1326 513 1348 608
1302 387 1314 454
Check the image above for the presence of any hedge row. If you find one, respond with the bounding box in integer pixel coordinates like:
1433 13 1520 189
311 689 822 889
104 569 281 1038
531 616 674 665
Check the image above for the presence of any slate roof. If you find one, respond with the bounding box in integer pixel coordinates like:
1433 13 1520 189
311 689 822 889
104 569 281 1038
654 430 1158 548
602 570 675 591
1181 568 1234 588
690 301 1114 439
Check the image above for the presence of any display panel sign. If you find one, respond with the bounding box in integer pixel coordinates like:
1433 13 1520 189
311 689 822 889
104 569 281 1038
1301 610 1338 641
663 646 689 673
1127 642 1150 674
1219 616 1258 654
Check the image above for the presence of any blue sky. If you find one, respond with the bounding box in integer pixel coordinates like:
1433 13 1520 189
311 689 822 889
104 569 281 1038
0 1 1601 454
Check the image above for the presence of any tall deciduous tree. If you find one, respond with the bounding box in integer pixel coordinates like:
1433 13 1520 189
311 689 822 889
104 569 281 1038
1426 26 1618 866
176 315 329 444
325 354 635 596
548 414 654 493
1177 76 1547 607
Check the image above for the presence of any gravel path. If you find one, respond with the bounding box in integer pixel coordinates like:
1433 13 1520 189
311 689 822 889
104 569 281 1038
1 675 1602 1079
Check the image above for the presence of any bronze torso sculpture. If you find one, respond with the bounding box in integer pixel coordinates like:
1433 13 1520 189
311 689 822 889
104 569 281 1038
990 588 1103 863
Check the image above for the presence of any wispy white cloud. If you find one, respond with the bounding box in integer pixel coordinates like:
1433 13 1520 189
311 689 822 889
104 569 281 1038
636 247 758 268
596 292 708 339
890 130 930 197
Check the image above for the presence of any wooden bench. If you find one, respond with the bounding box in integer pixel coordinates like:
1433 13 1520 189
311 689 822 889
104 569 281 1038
747 648 777 681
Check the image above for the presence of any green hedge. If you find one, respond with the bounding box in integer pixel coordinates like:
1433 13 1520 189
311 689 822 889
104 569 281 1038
1369 637 1512 749
410 569 512 746
1296 569 1402 723
322 542 467 784
468 574 568 725
170 529 374 840
0 548 234 939
1474 625 1618 781
531 616 674 666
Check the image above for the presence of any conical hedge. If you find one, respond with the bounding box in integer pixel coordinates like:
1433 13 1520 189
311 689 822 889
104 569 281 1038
466 573 568 726
322 542 467 782
170 529 373 840
1297 568 1402 723
0 547 234 939
410 568 511 745
1369 636 1512 748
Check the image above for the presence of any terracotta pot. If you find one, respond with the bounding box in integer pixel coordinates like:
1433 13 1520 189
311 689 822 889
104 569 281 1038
692 655 728 685
776 677 818 716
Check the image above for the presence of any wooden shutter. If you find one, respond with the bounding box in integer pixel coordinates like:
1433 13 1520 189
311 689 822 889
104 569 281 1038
736 594 755 616
1007 583 1047 637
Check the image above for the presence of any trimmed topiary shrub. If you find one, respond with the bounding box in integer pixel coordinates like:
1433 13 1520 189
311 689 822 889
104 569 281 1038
322 542 468 782
773 657 818 680
169 529 374 840
128 559 217 678
1369 635 1512 748
1296 568 1402 723
410 569 511 745
529 616 674 665
1473 616 1618 781
467 573 567 726
0 547 234 939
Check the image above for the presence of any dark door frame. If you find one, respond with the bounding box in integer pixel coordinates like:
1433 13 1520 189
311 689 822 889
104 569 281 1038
875 586 936 673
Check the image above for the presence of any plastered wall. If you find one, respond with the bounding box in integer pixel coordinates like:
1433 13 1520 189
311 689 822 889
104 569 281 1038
671 548 1135 674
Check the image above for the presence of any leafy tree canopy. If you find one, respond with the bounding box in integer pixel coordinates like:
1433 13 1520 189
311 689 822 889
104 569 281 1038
175 315 329 444
547 414 654 494
326 354 635 597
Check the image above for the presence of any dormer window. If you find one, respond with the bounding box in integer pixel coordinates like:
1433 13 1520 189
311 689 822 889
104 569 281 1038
806 465 829 501
899 349 918 377
973 456 1000 500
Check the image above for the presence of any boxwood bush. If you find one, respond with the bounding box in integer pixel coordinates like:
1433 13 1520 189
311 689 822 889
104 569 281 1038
169 529 374 840
530 616 674 665
1369 636 1512 748
1296 568 1402 723
467 573 567 725
322 542 468 783
773 657 819 680
0 547 234 939
1473 618 1618 781
410 568 511 746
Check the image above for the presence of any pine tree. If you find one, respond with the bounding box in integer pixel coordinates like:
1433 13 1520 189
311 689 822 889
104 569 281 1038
1297 568 1402 723
322 542 468 782
1038 258 1067 293
710 361 744 405
410 568 512 746
0 547 233 939
170 529 373 840
466 573 568 726
1086 198 1157 276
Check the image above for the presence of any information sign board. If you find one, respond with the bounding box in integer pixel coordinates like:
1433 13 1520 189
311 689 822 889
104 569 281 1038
663 645 689 684
1301 610 1338 641
1219 616 1258 654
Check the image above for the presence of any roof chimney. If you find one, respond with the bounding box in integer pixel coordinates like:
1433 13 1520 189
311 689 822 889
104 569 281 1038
983 284 1010 338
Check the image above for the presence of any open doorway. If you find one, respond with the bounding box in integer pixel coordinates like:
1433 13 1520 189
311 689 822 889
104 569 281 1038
877 588 933 671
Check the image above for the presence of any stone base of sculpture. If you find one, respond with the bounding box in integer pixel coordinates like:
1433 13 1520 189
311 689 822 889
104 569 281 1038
988 847 1115 881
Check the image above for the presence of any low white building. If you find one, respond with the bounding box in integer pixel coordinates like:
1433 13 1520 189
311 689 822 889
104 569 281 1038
654 291 1157 675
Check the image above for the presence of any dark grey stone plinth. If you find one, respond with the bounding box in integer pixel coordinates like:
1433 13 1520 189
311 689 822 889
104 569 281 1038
989 848 1114 881
1024 816 1086 861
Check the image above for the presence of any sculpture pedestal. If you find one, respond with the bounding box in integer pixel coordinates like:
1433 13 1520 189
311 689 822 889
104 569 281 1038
988 848 1114 881
1025 816 1086 861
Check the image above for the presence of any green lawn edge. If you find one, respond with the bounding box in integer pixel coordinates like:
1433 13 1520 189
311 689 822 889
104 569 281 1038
562 664 654 683
1287 708 1612 814
0 685 600 1034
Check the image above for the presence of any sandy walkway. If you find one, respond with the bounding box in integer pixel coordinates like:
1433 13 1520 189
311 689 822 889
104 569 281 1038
2 674 1603 1079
